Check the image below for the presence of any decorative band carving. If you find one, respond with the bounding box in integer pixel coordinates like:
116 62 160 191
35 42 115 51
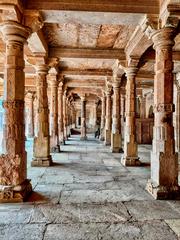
154 103 175 113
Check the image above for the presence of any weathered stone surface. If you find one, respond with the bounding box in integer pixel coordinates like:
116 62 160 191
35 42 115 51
124 200 180 221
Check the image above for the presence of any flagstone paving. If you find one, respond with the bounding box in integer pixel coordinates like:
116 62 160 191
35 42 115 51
0 134 179 240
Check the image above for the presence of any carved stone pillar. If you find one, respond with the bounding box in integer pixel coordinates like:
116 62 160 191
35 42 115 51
121 67 141 166
49 68 60 152
111 81 123 153
139 95 146 119
32 65 52 167
63 91 68 140
104 89 112 145
120 93 125 140
175 73 180 152
27 92 35 138
100 94 106 141
0 21 32 202
80 96 87 140
58 82 65 144
146 27 179 199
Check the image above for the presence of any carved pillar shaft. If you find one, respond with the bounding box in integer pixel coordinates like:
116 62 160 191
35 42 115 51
146 27 179 199
58 83 64 144
111 82 123 152
104 90 112 145
100 95 106 141
63 92 68 140
28 93 35 138
32 65 52 166
80 96 87 140
49 73 60 152
121 94 125 140
0 21 32 202
121 68 140 166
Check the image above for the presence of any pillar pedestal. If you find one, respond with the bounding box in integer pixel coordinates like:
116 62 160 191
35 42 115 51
111 133 123 153
146 27 179 199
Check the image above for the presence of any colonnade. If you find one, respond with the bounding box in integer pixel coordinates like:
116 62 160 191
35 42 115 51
0 20 179 202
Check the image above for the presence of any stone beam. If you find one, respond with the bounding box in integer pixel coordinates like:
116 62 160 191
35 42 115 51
25 0 159 14
64 79 105 89
60 68 112 76
67 87 102 97
49 47 125 60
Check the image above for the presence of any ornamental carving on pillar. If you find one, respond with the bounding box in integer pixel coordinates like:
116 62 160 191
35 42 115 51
0 154 21 186
154 103 175 113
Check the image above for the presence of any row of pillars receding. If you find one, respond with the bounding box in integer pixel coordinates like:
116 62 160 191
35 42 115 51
0 20 179 202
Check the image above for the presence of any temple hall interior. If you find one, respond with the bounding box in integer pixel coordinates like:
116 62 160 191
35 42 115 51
0 0 180 239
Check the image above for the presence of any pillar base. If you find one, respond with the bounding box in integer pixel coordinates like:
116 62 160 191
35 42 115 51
51 145 60 153
31 155 52 167
121 156 141 166
80 136 87 141
100 136 104 141
111 133 123 153
146 179 180 200
0 179 32 203
104 130 111 146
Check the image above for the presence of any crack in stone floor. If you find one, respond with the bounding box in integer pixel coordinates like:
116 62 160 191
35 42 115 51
0 134 180 240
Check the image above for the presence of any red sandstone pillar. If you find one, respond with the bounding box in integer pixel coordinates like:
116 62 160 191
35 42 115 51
121 67 141 166
63 90 68 140
0 21 32 202
146 27 179 199
100 93 106 141
58 82 65 144
104 88 112 145
80 95 87 140
27 92 35 138
111 81 123 153
49 68 60 152
32 64 52 167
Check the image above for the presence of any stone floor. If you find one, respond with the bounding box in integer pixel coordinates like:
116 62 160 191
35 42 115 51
0 134 180 240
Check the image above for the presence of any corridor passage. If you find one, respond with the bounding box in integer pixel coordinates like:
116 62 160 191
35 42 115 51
0 135 180 240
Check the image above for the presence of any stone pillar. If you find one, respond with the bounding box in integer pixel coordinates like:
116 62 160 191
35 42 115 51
104 89 112 145
121 67 141 166
121 93 125 140
58 82 65 144
32 65 52 167
0 21 32 202
80 96 87 140
100 94 106 141
140 95 146 119
63 91 68 140
49 69 60 152
111 81 123 153
175 73 180 152
27 92 35 138
146 27 179 199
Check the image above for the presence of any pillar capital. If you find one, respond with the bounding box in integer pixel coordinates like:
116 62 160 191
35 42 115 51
125 67 138 78
152 27 176 50
35 64 49 74
0 21 31 43
80 95 86 102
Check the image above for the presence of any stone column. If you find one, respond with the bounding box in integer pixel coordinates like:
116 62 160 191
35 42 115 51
111 81 123 153
121 93 125 140
63 90 68 140
140 95 146 119
58 82 65 144
175 73 180 152
121 67 141 166
32 65 52 167
104 89 112 145
49 69 60 152
0 21 32 202
27 92 35 138
80 96 87 140
100 94 106 141
146 27 179 199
